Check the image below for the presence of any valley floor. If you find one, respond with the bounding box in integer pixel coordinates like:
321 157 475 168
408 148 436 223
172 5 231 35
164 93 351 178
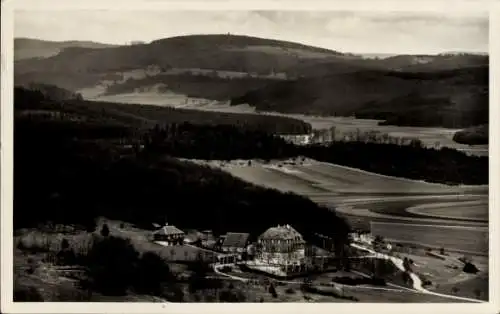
87 92 488 157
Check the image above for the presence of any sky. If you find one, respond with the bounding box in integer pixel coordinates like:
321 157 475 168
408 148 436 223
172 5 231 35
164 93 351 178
14 9 489 55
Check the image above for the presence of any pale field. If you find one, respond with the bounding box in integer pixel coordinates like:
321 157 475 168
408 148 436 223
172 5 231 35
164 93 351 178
84 91 488 157
406 201 488 221
190 158 487 197
219 163 331 194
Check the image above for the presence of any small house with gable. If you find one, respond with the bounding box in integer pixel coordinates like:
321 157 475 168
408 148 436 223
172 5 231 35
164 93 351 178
152 223 185 246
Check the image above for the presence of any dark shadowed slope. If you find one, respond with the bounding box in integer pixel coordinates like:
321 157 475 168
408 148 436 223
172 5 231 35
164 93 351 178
14 38 118 61
231 66 488 128
14 34 353 82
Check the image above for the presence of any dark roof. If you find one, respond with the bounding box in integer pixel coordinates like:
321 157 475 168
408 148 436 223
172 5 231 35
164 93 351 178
153 225 185 236
222 232 250 248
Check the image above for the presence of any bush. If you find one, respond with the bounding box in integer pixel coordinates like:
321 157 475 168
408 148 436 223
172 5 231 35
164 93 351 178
285 287 295 294
134 252 174 296
402 257 412 271
61 238 70 250
301 285 359 301
268 283 278 298
422 279 433 286
332 276 386 286
84 236 139 296
463 262 479 274
401 271 412 285
56 249 77 265
100 224 110 237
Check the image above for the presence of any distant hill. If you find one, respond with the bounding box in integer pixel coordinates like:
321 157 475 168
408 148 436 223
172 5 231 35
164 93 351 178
13 34 489 129
14 38 117 61
231 66 488 128
14 34 488 90
376 54 489 72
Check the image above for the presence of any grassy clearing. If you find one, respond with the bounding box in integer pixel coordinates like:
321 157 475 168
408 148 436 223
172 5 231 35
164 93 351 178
430 274 489 301
218 163 329 194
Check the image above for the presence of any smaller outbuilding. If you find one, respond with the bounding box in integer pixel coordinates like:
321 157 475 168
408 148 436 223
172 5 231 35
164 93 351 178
152 223 185 246
221 232 251 259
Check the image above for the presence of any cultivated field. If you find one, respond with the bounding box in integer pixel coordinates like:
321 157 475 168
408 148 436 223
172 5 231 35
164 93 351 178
190 158 487 196
406 201 488 221
345 198 488 223
370 222 488 255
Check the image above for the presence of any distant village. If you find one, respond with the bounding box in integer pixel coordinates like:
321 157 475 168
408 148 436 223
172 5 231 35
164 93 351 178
279 127 426 147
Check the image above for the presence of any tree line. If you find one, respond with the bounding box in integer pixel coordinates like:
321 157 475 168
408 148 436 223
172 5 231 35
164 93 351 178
142 122 488 185
14 88 350 253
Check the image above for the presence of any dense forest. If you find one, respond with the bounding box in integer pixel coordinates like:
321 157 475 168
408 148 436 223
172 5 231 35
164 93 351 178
142 122 296 160
14 88 349 250
453 124 489 145
14 86 312 135
299 143 487 185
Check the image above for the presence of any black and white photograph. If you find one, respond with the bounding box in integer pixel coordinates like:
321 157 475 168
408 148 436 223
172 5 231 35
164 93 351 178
1 0 498 313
